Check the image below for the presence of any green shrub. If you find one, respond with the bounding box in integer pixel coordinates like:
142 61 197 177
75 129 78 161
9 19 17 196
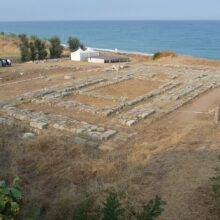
102 193 124 220
0 177 40 220
136 196 166 220
49 36 63 59
0 176 23 219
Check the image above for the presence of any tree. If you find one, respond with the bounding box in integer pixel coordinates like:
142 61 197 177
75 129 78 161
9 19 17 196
136 196 166 220
19 34 30 62
49 36 63 58
29 42 37 61
68 36 81 52
34 38 47 60
102 193 124 220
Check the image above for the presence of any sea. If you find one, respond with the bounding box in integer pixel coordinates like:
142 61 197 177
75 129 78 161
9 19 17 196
0 20 220 60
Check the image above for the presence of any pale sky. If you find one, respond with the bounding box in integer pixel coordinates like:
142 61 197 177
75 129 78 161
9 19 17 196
1 0 220 21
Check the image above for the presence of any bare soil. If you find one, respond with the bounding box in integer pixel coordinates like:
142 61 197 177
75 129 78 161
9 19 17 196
64 94 120 107
94 79 162 99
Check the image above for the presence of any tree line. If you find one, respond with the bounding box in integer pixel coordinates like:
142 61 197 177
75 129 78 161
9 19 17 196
19 34 84 62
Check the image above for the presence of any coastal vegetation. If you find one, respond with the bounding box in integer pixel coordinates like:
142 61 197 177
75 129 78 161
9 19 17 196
0 32 86 62
30 36 48 61
49 36 64 59
19 34 31 62
68 37 84 52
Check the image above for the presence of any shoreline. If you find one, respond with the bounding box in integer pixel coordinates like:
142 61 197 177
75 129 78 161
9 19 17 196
92 47 154 57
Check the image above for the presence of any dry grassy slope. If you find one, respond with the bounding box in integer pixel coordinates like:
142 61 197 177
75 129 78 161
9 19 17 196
0 35 20 59
1 86 220 219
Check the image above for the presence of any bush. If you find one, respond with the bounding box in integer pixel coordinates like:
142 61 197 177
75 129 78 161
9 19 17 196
49 36 63 59
68 37 81 52
102 193 124 220
52 193 165 220
0 176 23 220
136 196 166 220
0 177 40 220
153 51 177 60
19 34 30 62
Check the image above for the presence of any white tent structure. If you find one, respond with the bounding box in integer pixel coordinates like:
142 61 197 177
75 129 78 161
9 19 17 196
70 48 100 61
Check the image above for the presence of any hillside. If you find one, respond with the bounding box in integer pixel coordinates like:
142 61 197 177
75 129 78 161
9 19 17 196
0 34 20 60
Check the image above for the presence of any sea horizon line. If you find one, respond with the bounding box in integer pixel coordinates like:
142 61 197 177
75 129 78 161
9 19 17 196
1 19 220 23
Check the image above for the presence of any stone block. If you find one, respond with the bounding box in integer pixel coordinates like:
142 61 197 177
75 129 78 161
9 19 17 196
64 75 74 80
30 121 48 129
23 132 35 139
0 117 6 125
101 130 117 140
214 104 220 124
126 120 137 126
73 137 87 146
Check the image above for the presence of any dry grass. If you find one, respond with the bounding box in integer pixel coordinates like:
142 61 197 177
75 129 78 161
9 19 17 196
94 79 162 99
1 100 220 219
153 51 177 60
0 123 106 218
0 35 20 60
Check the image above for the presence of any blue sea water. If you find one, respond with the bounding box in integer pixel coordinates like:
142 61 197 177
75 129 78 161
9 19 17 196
0 20 220 60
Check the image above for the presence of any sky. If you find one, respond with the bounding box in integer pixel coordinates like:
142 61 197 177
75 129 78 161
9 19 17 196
1 0 220 21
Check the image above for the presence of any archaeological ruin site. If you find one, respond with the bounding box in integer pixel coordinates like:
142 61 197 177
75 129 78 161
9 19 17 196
1 60 220 149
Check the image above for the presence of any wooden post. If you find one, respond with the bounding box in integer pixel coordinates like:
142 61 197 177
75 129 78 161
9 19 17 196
214 104 220 124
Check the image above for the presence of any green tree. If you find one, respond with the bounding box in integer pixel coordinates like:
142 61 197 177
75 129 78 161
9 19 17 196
136 196 166 220
102 193 124 220
49 36 63 58
68 37 81 52
34 38 47 60
29 42 37 61
19 34 30 62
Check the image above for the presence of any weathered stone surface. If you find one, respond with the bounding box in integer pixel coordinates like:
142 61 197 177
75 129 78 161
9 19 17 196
101 130 117 140
214 104 220 124
73 137 87 146
0 117 6 125
126 120 137 126
30 121 48 129
64 75 74 80
23 132 35 139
